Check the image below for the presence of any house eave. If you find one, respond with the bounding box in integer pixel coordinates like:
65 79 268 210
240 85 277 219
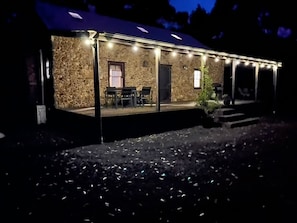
96 32 282 68
48 29 282 68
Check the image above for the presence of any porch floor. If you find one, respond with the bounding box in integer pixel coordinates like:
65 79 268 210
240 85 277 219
48 99 261 143
65 100 255 117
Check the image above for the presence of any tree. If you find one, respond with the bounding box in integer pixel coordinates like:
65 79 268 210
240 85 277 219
91 0 176 27
187 5 212 46
208 0 297 60
174 11 189 30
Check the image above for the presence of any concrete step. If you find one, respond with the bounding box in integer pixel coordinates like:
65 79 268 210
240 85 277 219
214 108 237 116
218 113 246 122
223 117 260 128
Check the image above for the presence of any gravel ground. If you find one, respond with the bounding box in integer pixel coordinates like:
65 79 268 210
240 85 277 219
1 115 297 223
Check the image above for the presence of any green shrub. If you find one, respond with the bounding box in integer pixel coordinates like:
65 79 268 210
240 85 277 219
197 65 221 114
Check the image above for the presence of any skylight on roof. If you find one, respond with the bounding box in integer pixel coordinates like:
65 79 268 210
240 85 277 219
68 11 83 20
137 26 149 33
171 34 182 40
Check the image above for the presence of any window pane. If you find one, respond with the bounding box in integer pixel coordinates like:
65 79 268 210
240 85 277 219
109 63 124 88
194 70 201 88
110 69 122 87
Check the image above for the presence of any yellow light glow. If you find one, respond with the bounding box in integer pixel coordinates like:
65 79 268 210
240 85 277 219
132 45 138 52
154 48 161 56
84 39 94 46
202 55 207 62
107 42 113 49
225 58 231 64
214 57 220 62
171 51 177 57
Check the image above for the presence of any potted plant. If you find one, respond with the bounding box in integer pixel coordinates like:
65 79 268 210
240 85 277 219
222 94 231 106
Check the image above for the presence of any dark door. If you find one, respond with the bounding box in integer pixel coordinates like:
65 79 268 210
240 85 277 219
258 69 274 110
223 65 232 96
159 64 171 103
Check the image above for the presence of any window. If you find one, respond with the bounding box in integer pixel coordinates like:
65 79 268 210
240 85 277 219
108 62 125 88
68 11 83 20
137 26 149 33
194 69 201 88
171 33 182 40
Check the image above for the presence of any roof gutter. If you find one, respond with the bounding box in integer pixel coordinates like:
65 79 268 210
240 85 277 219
85 30 282 68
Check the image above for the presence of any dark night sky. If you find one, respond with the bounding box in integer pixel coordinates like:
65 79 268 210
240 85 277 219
170 0 216 14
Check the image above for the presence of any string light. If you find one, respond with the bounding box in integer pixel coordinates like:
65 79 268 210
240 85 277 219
132 45 138 52
84 38 94 45
225 58 231 64
91 33 281 70
154 48 161 56
107 41 113 48
202 55 207 62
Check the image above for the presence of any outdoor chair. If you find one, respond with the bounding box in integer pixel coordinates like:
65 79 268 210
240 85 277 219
104 87 118 108
238 87 251 99
138 86 152 106
120 87 136 107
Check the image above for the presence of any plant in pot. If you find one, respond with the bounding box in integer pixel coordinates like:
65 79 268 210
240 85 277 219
222 94 231 106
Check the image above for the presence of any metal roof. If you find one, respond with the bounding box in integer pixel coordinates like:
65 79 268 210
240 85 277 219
35 1 211 50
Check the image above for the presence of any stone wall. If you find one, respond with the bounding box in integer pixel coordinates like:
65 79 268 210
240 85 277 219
161 51 201 102
52 36 225 109
52 36 94 109
207 58 225 84
98 42 156 101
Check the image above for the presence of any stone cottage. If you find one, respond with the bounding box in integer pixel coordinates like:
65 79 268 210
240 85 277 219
1 1 282 126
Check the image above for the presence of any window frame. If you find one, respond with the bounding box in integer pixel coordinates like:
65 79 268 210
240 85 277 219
194 69 202 89
108 61 125 87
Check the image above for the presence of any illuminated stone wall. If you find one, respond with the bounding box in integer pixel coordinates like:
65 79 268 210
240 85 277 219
52 36 225 109
52 36 94 109
98 42 156 102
